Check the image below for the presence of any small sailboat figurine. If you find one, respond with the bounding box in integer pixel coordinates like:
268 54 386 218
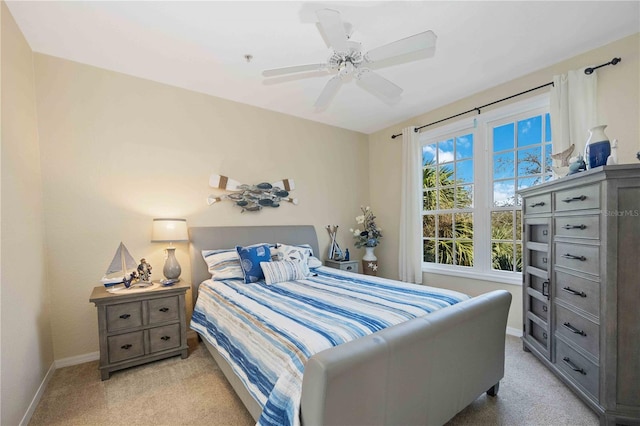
101 242 139 288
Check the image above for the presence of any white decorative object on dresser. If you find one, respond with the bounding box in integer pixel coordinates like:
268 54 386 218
89 281 189 380
519 164 640 424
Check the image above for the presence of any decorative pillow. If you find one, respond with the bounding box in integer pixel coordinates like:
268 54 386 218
275 243 312 276
307 256 323 269
201 249 244 280
236 244 272 283
260 260 307 285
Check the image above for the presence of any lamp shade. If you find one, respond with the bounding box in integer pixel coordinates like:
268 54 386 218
151 218 189 243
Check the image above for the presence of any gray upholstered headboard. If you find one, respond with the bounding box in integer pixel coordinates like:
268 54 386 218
189 225 320 304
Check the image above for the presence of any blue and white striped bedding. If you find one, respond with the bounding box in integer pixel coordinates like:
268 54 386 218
190 266 469 426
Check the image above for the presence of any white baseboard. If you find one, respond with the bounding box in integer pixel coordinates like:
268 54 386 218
506 326 523 337
55 351 99 368
20 351 100 425
19 362 56 426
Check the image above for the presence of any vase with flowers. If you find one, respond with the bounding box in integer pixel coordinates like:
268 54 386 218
350 206 383 276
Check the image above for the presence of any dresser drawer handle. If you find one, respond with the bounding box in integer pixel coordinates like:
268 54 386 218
346 266 353 271
159 307 170 312
562 224 586 230
563 322 586 336
562 287 587 297
562 195 587 203
530 201 546 207
562 254 586 261
160 336 171 341
119 314 131 319
542 281 550 299
562 357 586 375
121 344 133 350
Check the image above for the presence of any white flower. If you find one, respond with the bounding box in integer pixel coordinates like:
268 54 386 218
353 228 361 235
356 215 365 224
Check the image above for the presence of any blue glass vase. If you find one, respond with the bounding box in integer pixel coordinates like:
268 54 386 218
584 125 610 169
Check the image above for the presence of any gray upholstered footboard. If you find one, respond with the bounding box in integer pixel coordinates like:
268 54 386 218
300 289 512 426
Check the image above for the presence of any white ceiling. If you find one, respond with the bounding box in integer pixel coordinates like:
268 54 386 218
6 1 640 134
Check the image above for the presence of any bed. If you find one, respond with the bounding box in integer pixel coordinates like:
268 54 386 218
189 225 511 426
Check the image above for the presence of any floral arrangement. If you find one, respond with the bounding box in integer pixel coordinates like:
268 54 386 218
350 206 383 248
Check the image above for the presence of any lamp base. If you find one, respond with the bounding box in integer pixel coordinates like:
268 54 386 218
163 247 182 280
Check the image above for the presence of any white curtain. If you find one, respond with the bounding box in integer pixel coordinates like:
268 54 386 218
550 68 598 165
399 126 423 284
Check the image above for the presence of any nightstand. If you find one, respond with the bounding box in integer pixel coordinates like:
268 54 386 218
324 259 359 274
89 281 189 380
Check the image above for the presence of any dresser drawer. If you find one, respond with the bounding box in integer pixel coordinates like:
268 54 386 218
554 183 600 212
556 338 599 399
555 215 599 240
108 331 144 363
106 301 143 332
148 296 179 324
149 324 181 353
555 243 599 276
555 304 599 358
554 271 600 318
523 193 551 215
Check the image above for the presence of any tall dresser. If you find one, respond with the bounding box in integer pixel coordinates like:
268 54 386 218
519 164 640 425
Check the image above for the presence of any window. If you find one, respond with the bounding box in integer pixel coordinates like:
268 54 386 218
420 95 550 284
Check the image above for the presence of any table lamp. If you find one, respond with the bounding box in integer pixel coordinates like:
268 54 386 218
151 218 189 282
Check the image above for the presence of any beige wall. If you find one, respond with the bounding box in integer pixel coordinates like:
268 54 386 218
32 54 369 360
1 2 54 424
368 33 640 332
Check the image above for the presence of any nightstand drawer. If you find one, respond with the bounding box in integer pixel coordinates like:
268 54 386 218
325 260 359 273
106 301 143 332
108 331 144 363
149 324 181 353
148 296 179 324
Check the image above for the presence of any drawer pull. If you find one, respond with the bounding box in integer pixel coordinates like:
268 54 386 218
160 336 171 341
562 253 586 261
530 201 546 207
542 332 548 340
563 287 587 297
159 307 170 312
562 357 586 375
119 314 131 319
543 305 548 312
346 266 353 270
542 281 550 299
562 224 586 230
121 344 133 350
562 195 587 203
563 322 586 336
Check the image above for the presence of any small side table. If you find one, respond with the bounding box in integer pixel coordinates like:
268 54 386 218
89 281 189 380
324 259 359 274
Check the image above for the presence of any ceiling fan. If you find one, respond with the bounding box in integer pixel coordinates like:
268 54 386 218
262 8 437 111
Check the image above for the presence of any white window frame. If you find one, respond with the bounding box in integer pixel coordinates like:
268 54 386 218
420 94 550 286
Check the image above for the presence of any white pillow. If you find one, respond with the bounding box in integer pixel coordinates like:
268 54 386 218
308 256 322 269
260 260 307 285
201 249 244 281
275 243 312 276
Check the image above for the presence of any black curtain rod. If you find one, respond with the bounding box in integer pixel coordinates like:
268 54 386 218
390 56 622 140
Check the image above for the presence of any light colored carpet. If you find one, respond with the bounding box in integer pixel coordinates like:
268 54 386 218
29 335 598 425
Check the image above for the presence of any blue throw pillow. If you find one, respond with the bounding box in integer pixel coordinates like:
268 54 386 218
236 244 272 283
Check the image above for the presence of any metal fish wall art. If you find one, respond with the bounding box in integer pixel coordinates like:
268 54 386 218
207 174 298 213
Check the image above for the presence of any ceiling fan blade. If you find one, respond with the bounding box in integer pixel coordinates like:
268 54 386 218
316 9 349 53
314 75 342 111
365 30 437 62
262 64 327 78
357 69 403 101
